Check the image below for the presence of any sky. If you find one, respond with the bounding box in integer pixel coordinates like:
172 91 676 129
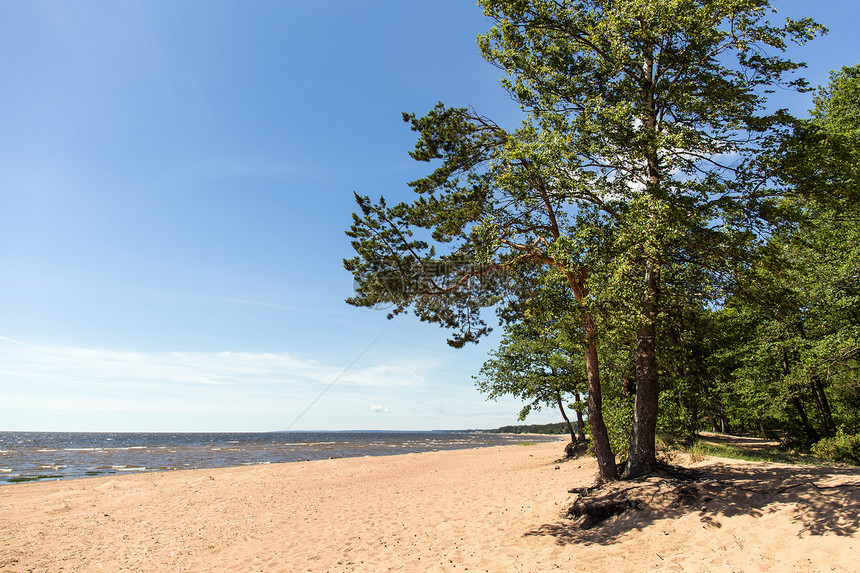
1 1 858 432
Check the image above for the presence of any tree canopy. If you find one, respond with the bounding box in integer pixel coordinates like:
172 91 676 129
345 0 831 482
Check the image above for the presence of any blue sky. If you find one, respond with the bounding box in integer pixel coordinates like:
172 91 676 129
1 1 858 432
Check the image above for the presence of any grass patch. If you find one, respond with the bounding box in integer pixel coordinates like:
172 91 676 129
515 441 539 446
686 439 817 465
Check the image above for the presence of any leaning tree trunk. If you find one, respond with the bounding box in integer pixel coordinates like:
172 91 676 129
556 393 578 445
810 375 835 437
584 313 619 481
791 393 819 445
565 272 618 482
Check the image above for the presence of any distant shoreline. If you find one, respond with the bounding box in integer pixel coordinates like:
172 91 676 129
0 430 563 484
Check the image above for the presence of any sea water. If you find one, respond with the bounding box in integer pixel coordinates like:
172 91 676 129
0 431 561 483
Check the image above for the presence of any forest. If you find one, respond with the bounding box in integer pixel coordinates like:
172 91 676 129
344 0 860 481
491 423 572 435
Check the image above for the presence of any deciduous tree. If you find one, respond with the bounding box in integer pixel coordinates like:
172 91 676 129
478 0 823 477
345 0 823 482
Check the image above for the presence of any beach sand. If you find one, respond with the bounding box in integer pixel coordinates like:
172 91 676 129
1 438 858 572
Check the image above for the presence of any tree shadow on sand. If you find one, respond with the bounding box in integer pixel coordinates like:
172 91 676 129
525 458 860 545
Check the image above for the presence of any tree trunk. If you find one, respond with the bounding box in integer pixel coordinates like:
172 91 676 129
791 394 819 445
584 312 619 482
565 272 618 482
558 393 588 459
573 391 587 442
625 49 662 480
625 259 660 479
810 376 835 436
783 351 819 445
556 393 578 445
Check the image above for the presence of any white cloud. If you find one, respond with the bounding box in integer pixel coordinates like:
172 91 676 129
0 336 428 400
0 336 545 432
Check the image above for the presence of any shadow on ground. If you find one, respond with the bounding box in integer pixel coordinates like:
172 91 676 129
526 458 860 545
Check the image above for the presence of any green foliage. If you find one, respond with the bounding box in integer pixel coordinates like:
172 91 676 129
712 64 860 450
345 0 830 479
593 335 635 455
475 279 586 420
811 428 860 465
476 0 824 477
491 423 569 435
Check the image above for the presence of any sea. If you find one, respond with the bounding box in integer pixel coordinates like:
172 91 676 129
0 431 562 484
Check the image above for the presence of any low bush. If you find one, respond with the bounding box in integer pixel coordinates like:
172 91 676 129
811 428 860 465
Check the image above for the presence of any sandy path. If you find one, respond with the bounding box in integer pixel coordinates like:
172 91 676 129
1 439 858 572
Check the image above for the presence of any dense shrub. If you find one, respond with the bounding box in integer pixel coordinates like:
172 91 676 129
811 428 860 465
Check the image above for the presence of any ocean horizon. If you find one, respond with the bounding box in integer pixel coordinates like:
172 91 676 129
0 431 563 484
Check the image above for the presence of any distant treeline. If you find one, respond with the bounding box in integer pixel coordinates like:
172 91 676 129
491 423 568 435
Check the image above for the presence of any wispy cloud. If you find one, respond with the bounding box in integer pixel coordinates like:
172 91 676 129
0 336 560 431
0 337 427 394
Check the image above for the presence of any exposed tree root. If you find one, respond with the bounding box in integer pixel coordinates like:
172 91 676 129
566 498 645 530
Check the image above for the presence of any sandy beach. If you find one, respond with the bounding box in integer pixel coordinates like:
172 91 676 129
2 438 858 572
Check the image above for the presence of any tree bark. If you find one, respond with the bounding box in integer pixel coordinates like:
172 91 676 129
783 351 819 444
625 259 660 478
810 376 835 436
565 273 618 482
573 391 587 442
625 48 662 479
584 312 619 481
791 394 819 444
556 393 578 446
